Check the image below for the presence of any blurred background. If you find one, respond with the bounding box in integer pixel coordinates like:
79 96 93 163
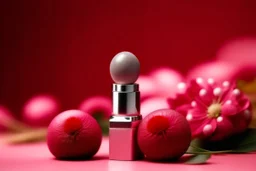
1 0 256 117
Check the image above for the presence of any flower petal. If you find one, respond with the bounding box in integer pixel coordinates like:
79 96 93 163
167 94 190 109
210 116 234 141
190 118 217 139
189 107 207 118
237 96 251 112
229 110 251 134
219 82 237 102
187 79 204 97
197 88 214 106
221 103 238 116
175 104 192 116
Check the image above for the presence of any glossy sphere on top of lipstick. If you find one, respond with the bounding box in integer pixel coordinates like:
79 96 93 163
110 51 140 84
137 109 191 161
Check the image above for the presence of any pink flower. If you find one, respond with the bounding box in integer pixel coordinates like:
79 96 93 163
150 67 184 98
168 78 252 141
23 94 60 127
140 97 169 117
136 67 184 101
79 96 112 119
136 75 159 100
186 60 235 83
217 37 256 67
0 105 14 131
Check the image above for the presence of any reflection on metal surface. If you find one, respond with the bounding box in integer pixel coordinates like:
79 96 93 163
112 84 140 115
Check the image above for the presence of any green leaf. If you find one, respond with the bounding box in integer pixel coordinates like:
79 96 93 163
189 129 256 153
189 145 210 153
190 139 204 146
93 112 105 121
185 154 211 164
232 129 256 153
233 144 256 153
189 139 205 150
98 120 109 135
187 139 212 154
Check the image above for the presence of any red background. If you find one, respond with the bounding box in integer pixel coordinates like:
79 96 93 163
1 0 256 116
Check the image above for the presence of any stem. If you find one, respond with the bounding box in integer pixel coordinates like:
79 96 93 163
4 128 47 144
1 117 47 145
186 149 233 154
187 144 233 154
0 118 31 132
190 144 212 152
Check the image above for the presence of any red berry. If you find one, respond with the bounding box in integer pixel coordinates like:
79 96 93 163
137 109 191 161
47 110 102 159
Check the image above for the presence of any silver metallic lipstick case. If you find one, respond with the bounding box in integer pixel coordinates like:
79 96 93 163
109 83 143 160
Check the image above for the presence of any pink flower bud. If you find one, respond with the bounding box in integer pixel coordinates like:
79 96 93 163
22 94 60 127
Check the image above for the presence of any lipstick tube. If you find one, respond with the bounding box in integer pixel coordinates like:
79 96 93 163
109 83 143 160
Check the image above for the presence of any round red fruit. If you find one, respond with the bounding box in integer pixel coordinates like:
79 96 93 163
137 109 191 161
47 110 102 159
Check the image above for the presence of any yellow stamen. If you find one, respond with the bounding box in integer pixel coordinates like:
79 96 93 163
207 103 221 118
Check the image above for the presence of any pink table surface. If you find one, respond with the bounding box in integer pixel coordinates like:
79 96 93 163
0 137 256 171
